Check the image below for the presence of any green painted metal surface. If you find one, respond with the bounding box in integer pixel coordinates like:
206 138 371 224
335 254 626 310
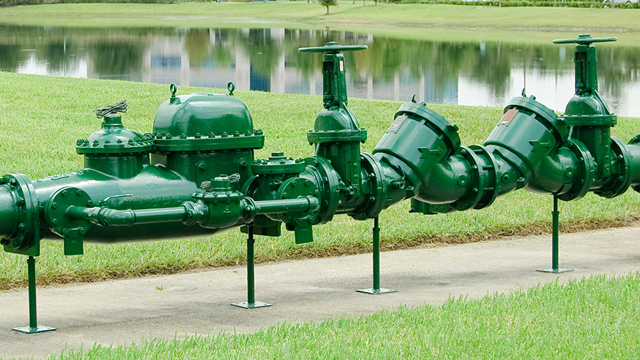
3 37 640 331
2 37 640 259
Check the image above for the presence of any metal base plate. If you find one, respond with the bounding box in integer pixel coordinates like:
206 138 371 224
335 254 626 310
537 268 574 274
356 288 397 295
12 325 56 334
231 301 272 309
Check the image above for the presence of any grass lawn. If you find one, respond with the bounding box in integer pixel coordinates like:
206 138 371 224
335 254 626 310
48 272 640 359
1 71 639 289
1 3 640 46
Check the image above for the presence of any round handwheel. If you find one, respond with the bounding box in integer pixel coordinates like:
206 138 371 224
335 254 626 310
553 34 616 45
298 41 367 53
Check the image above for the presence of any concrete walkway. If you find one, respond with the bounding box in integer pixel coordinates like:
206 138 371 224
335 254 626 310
2 225 640 359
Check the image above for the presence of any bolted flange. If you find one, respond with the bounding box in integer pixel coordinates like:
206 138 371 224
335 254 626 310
1 174 40 256
45 186 93 255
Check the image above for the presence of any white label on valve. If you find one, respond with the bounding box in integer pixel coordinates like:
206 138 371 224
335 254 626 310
340 60 344 72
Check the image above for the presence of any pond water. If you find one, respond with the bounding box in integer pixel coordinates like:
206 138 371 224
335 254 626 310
2 25 639 117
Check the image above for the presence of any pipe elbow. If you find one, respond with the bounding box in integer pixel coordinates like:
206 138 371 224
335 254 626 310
416 156 468 204
526 147 577 195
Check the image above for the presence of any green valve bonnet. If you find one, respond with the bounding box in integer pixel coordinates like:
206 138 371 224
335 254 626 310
299 42 368 145
76 101 153 155
153 84 264 153
252 153 306 175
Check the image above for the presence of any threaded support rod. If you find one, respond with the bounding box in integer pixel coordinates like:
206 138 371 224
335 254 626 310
12 256 56 333
357 217 396 295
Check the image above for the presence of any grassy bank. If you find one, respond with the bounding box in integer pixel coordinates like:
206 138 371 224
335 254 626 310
1 3 640 46
50 272 640 359
1 71 640 289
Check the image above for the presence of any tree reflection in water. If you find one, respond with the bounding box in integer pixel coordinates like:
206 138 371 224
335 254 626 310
1 25 639 116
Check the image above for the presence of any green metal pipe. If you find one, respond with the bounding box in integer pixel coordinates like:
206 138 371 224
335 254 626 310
67 206 190 227
62 197 319 237
253 197 320 215
5 37 640 260
0 186 18 239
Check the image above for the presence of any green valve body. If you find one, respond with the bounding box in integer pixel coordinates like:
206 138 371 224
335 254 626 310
152 91 264 190
302 42 368 203
1 89 266 256
3 38 640 259
559 35 617 185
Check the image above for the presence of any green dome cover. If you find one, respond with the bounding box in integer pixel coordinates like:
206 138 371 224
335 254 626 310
153 93 264 153
76 115 153 155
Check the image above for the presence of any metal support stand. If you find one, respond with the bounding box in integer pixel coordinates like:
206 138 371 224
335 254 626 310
232 226 271 309
357 217 396 295
538 196 573 274
13 256 56 334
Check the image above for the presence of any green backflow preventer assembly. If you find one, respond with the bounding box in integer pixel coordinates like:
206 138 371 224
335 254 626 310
3 36 640 332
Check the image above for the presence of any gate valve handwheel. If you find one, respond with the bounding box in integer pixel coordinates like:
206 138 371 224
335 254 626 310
553 34 617 46
298 42 367 109
553 34 616 98
298 42 367 54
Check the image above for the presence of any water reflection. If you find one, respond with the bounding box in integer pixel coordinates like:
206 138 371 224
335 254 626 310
1 25 639 117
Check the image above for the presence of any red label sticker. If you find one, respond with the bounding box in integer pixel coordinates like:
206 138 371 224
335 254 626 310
500 108 518 125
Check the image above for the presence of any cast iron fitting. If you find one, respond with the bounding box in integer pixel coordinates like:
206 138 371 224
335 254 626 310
0 174 40 256
191 178 249 229
625 136 640 193
252 153 306 175
372 102 461 199
181 201 209 226
153 87 264 153
453 145 501 211
347 153 389 220
556 139 596 201
412 145 501 212
307 105 367 148
593 137 632 198
256 175 321 226
0 186 19 242
301 157 341 224
485 96 567 180
553 35 616 97
76 113 154 179
76 114 154 156
525 147 578 196
395 102 461 152
553 36 616 121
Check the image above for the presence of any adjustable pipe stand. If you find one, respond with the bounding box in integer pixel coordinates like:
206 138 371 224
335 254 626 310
12 256 56 334
232 226 271 309
537 196 573 274
357 217 396 295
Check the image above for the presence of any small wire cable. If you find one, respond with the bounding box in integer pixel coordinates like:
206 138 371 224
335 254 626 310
94 100 128 118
